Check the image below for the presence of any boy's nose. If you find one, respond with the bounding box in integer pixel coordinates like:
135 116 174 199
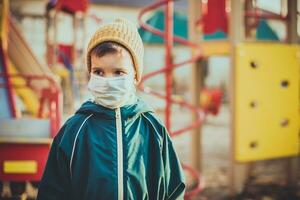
103 73 114 78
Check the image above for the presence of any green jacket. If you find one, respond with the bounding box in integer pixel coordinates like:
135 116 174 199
37 97 186 200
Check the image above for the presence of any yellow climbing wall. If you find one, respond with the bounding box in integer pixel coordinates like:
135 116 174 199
234 43 299 162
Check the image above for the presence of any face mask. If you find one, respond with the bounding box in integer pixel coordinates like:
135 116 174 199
87 74 136 109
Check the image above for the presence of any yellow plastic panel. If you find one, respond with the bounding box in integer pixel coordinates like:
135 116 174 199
234 43 299 162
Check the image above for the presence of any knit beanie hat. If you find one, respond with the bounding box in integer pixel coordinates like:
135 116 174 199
86 18 144 82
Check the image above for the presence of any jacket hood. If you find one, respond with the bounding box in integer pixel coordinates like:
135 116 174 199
75 95 154 120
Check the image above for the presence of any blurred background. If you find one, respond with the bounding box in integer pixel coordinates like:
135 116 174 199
0 0 299 199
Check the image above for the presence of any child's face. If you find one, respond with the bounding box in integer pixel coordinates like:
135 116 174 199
90 48 136 83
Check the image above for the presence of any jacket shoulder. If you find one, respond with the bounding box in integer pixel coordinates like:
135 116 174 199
54 113 93 153
141 111 167 140
142 111 165 127
57 113 89 136
64 113 91 129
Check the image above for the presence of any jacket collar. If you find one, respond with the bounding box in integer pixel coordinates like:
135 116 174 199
75 95 153 120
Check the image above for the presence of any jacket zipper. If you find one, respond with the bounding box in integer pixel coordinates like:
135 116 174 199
115 107 123 200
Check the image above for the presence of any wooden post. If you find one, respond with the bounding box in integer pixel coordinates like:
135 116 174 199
188 0 202 173
229 0 251 195
286 0 298 187
164 0 174 131
287 0 298 43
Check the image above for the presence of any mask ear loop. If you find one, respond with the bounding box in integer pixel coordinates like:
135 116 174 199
133 72 138 85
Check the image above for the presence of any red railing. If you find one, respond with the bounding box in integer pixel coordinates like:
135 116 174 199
138 0 205 198
0 43 18 118
0 73 62 138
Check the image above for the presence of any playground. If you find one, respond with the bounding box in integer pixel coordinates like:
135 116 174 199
0 0 299 199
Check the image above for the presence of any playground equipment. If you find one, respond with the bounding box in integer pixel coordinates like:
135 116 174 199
7 17 56 116
200 88 222 115
139 0 206 198
140 0 299 197
46 0 88 112
234 43 299 162
0 0 62 197
229 0 299 194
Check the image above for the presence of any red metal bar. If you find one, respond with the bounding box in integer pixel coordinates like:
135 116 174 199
181 163 204 198
0 41 17 118
138 0 205 198
139 85 205 137
138 0 200 48
49 95 57 138
245 10 287 20
54 90 62 138
141 53 202 82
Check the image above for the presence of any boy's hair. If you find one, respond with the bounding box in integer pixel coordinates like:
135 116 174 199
86 18 144 82
90 41 127 58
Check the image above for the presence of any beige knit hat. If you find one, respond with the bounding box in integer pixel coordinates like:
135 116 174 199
86 18 144 82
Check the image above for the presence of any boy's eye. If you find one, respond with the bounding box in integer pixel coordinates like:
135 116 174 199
93 69 104 76
115 70 126 76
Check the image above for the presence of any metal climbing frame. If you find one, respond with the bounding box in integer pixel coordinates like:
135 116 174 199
138 0 206 198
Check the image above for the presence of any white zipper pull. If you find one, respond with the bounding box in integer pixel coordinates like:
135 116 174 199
116 109 120 119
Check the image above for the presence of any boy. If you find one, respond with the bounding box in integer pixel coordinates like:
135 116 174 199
37 18 186 200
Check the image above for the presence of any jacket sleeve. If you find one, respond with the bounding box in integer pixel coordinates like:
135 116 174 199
37 126 71 200
162 129 186 200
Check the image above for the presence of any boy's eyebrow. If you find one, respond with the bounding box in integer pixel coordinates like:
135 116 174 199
114 67 128 71
91 66 128 71
91 66 103 70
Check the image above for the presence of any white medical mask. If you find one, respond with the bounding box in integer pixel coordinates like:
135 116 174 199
87 74 136 109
